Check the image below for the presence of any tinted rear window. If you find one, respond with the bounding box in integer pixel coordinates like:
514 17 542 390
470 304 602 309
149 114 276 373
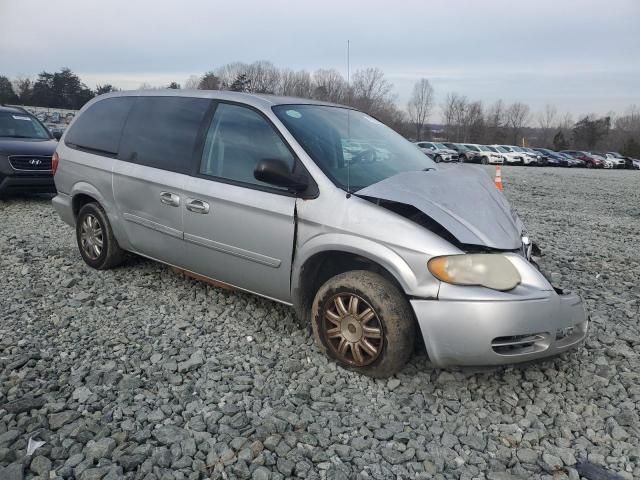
119 96 211 174
65 97 134 154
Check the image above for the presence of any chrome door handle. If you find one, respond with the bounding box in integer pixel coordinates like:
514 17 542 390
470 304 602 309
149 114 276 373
186 199 210 214
160 191 180 207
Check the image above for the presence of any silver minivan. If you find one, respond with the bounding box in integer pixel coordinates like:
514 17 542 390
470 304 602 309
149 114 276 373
52 90 588 377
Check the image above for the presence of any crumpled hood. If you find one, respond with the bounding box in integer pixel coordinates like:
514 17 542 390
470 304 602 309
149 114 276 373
356 166 524 250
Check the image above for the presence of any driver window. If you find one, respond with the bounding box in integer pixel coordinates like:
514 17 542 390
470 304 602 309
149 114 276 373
200 103 295 189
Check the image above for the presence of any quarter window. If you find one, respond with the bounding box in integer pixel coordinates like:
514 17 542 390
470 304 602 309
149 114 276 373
200 103 294 189
119 96 211 174
65 97 134 154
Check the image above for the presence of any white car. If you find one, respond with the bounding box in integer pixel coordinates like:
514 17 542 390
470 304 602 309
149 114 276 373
601 152 626 169
493 145 526 165
510 146 539 166
415 142 459 163
592 153 616 169
469 144 504 164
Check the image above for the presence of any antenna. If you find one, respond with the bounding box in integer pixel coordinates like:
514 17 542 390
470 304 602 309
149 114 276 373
346 39 351 195
347 40 350 88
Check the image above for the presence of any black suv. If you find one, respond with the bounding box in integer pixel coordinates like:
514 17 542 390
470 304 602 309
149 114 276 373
0 105 59 196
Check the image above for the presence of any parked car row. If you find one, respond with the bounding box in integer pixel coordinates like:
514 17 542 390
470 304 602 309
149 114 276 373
415 141 640 170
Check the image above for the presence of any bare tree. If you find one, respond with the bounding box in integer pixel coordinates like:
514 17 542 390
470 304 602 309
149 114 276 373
465 101 485 143
216 62 249 89
350 68 393 113
451 94 469 142
559 112 574 131
485 99 506 144
441 93 458 140
506 102 531 144
12 77 33 104
183 75 201 90
278 69 313 98
537 104 557 147
245 61 280 94
407 78 434 140
312 69 347 103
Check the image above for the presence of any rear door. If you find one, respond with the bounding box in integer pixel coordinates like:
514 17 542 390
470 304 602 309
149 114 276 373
181 102 298 302
112 96 212 266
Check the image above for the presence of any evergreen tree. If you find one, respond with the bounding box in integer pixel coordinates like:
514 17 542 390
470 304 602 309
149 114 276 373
0 76 19 104
553 130 568 150
229 74 250 92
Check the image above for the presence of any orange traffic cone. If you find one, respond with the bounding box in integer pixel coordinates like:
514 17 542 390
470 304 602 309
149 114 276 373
494 165 504 191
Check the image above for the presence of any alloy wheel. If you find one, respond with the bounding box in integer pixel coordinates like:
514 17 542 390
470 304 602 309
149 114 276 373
80 214 104 260
322 293 384 367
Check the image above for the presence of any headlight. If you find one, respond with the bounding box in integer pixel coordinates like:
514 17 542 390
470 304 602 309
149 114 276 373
428 254 521 291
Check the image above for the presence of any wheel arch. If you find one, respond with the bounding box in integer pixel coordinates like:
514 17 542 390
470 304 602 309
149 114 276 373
70 182 108 219
291 236 418 327
70 182 130 251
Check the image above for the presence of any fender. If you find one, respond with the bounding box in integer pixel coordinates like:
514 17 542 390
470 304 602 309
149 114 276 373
292 232 436 299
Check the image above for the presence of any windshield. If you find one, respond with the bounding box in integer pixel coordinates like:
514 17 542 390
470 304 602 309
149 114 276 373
273 105 436 191
485 146 497 152
0 111 50 139
499 146 513 152
465 145 480 152
434 143 448 149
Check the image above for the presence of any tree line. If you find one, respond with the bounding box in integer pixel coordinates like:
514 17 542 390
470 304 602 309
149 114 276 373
438 94 640 156
1 63 638 156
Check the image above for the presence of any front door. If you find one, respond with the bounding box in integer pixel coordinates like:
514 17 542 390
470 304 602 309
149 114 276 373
182 102 298 303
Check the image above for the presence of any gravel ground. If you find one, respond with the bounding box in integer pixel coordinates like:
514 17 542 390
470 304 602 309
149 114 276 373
1 167 639 480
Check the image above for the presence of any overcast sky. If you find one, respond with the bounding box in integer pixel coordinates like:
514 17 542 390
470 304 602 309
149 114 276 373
1 0 639 122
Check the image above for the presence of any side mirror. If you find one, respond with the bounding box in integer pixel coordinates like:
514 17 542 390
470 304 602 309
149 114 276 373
254 158 309 193
52 131 62 140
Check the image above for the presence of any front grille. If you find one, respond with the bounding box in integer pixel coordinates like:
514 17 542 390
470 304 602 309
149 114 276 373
491 333 549 355
8 155 52 171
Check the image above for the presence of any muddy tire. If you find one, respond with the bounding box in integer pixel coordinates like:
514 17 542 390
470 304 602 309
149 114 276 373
76 202 126 270
311 270 415 378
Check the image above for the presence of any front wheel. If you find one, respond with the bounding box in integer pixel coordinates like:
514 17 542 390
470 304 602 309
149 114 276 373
459 155 467 163
435 155 442 163
481 156 489 165
311 271 416 378
76 202 126 270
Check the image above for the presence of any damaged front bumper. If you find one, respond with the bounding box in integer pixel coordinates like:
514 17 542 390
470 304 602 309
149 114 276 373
411 289 588 367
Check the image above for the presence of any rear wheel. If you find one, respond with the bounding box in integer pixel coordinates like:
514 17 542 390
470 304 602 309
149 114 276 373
311 271 415 378
76 202 126 270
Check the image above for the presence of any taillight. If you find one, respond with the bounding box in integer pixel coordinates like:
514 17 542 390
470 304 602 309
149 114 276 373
52 151 59 175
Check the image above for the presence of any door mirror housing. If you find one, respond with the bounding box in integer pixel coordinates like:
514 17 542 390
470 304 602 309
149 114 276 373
254 158 309 193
